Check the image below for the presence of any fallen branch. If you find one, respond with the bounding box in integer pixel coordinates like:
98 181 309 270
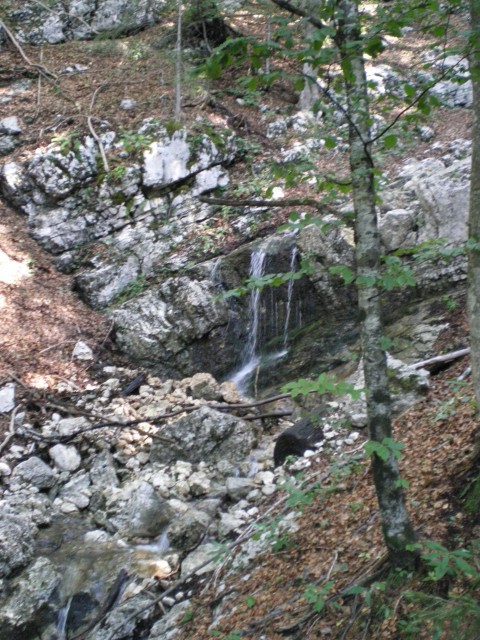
411 347 470 371
0 404 21 455
199 194 337 213
0 18 58 81
88 84 110 172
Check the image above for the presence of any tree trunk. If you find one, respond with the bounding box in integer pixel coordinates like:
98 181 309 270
334 0 417 568
468 0 480 410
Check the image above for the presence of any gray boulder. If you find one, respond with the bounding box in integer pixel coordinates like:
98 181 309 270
0 515 35 578
151 406 257 465
112 277 230 376
4 0 167 44
110 481 174 539
12 456 55 489
0 556 61 634
167 509 211 550
343 355 430 427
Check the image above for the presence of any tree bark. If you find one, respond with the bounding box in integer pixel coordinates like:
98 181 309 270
468 0 480 410
334 0 417 568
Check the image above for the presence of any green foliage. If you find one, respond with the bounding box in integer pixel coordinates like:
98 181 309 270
398 541 480 639
328 256 416 290
364 437 405 461
209 631 241 640
222 258 313 299
113 274 148 304
252 517 293 552
303 580 335 613
51 133 82 159
281 372 362 399
420 541 478 582
281 474 319 510
181 607 194 624
118 129 154 156
208 541 231 564
278 212 343 235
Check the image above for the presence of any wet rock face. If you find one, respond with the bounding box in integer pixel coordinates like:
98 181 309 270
0 557 61 636
112 277 231 378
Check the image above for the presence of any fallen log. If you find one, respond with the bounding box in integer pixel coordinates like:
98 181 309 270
411 347 470 371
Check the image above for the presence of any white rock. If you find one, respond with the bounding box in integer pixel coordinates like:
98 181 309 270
120 98 137 110
49 444 81 472
56 417 90 437
72 341 94 361
84 530 111 543
0 461 12 476
0 383 15 413
0 116 21 135
60 501 79 514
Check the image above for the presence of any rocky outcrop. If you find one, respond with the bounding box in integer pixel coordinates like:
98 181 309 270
150 406 258 465
2 0 167 44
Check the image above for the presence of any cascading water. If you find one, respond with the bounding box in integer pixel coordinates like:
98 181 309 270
283 246 298 348
230 245 268 390
230 238 302 393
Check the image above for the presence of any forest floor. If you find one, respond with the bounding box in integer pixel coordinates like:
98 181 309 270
174 305 480 640
0 5 479 639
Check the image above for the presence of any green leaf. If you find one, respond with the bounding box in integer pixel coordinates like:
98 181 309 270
324 136 337 150
329 265 355 284
245 595 257 608
383 134 398 149
364 440 390 461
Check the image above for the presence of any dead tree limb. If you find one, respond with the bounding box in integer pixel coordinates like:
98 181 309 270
0 19 58 81
199 194 338 214
88 84 110 172
411 347 470 371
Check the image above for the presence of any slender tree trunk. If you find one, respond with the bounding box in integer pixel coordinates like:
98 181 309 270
468 0 480 410
175 0 183 121
334 0 417 568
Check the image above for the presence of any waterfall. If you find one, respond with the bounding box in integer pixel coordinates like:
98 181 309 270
230 245 268 390
283 246 298 348
56 596 72 640
229 237 304 392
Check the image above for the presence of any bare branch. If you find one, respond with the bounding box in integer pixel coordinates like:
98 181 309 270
0 18 58 81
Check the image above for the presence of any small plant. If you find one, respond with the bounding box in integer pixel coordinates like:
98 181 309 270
119 129 154 156
252 517 293 552
303 580 335 613
51 133 82 159
442 293 459 311
114 274 148 304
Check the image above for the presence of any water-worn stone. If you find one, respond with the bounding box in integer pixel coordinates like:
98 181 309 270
180 543 217 578
0 515 35 578
149 600 191 640
49 444 82 471
0 556 61 634
12 456 55 489
112 481 174 539
150 406 257 465
225 476 255 501
167 509 211 550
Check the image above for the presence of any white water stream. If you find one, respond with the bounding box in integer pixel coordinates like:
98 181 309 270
230 239 300 393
